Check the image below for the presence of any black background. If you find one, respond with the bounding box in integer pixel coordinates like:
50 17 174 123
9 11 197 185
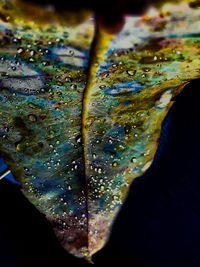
0 78 200 266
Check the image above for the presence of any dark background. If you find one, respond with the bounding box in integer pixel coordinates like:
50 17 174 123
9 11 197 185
0 78 200 266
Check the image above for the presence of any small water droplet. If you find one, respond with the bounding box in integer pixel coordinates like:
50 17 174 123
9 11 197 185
97 167 102 174
108 138 113 144
30 50 36 56
126 70 136 76
75 135 82 144
68 50 74 56
67 185 72 190
29 57 35 62
71 84 77 89
99 85 106 89
100 185 105 191
42 61 48 66
45 49 51 54
28 114 37 122
16 142 24 152
112 161 118 168
131 157 137 163
17 47 24 54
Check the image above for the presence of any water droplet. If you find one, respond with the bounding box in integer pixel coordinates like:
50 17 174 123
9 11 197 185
65 77 72 82
131 157 137 163
29 57 35 62
17 47 24 54
28 114 37 122
67 185 72 190
45 49 51 54
142 161 152 172
97 167 102 174
126 70 136 76
68 50 74 56
143 68 151 72
13 37 21 44
99 85 106 89
42 61 48 66
100 185 105 191
108 138 113 144
74 164 78 170
112 161 118 168
71 84 77 89
75 135 82 144
30 50 36 56
16 142 24 152
124 125 131 134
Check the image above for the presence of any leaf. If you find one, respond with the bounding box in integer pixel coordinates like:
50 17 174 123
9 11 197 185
0 0 200 261
0 0 94 258
83 2 200 256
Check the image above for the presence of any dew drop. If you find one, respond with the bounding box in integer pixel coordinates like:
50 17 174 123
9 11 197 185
42 61 48 66
29 57 35 62
100 185 105 191
131 157 137 163
16 142 24 152
30 50 36 56
99 85 106 89
68 50 74 56
17 47 24 54
97 167 102 174
28 114 37 122
75 135 82 144
71 84 77 89
67 185 72 190
126 70 136 76
112 161 118 168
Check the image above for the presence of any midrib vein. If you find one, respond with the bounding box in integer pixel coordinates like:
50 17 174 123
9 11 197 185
81 20 113 260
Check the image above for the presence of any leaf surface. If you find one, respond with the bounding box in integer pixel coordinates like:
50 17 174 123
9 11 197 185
0 0 200 260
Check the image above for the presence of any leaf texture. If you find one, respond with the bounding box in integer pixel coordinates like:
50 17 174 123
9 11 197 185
0 0 200 260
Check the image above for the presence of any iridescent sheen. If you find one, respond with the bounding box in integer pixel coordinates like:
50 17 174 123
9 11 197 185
0 0 200 260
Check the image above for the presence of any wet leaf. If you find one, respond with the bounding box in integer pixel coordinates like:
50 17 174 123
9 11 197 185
0 0 200 261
